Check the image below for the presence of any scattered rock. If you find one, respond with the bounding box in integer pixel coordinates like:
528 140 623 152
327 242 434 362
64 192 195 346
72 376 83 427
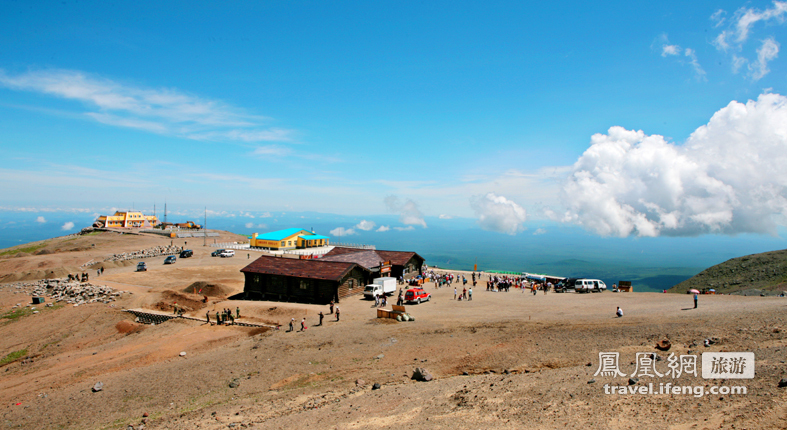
92 382 104 392
588 379 596 384
142 412 149 417
229 378 240 389
628 378 639 386
462 371 469 376
778 378 787 388
412 368 434 382
372 383 381 390
376 354 384 360
355 379 365 387
179 351 187 357
655 339 671 351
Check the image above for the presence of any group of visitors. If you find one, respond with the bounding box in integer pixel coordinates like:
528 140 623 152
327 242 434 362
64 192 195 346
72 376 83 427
373 294 388 308
206 307 240 325
68 272 90 282
454 286 472 301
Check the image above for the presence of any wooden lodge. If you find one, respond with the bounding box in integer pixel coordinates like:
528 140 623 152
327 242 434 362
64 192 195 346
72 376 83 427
240 255 372 304
320 247 425 280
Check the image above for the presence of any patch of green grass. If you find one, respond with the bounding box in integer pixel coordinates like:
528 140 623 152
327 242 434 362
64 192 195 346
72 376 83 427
1 308 32 320
0 349 28 366
1 303 63 323
0 242 49 256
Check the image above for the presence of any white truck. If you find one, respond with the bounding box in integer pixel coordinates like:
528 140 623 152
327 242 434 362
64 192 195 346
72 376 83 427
363 277 397 299
574 278 607 293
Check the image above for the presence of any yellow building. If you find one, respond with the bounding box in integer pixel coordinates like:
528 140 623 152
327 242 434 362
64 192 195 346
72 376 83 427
95 211 159 228
250 228 330 250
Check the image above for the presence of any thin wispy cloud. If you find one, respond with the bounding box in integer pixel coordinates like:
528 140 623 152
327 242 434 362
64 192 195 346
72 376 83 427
0 68 294 143
661 44 681 56
684 48 707 80
751 37 780 80
733 1 787 43
657 35 705 80
711 2 787 79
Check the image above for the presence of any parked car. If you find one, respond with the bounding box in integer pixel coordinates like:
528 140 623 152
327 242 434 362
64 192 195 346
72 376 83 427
179 249 193 258
555 278 579 293
211 249 225 257
404 287 431 304
164 255 177 264
136 262 147 272
219 249 235 258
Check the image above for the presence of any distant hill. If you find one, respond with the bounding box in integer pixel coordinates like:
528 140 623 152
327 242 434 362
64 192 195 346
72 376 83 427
670 249 787 295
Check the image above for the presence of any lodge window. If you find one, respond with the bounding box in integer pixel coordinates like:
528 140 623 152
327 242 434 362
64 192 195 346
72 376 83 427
300 280 308 290
348 279 354 290
280 241 285 246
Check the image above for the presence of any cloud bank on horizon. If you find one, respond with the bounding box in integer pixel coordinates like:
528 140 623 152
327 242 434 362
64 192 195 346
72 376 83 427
557 92 787 237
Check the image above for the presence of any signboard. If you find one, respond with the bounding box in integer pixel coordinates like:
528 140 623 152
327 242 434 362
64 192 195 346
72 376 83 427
381 260 392 274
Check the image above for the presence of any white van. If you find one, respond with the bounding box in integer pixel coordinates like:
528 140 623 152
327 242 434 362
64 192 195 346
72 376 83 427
220 249 235 258
574 279 607 293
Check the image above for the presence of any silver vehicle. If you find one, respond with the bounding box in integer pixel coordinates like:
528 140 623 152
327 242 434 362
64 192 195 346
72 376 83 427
574 278 606 293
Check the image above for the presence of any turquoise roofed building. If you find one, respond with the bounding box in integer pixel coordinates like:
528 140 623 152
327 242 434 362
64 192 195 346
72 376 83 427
249 228 330 250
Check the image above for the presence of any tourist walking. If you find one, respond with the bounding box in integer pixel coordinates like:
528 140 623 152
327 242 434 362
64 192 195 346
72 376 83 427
469 287 473 300
300 318 307 331
236 307 241 319
206 311 210 324
329 300 334 314
694 292 698 309
318 311 324 326
454 287 457 300
289 318 294 332
335 306 340 321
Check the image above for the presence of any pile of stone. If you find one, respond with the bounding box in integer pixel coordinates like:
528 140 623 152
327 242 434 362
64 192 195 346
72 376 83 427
0 279 128 305
102 245 183 263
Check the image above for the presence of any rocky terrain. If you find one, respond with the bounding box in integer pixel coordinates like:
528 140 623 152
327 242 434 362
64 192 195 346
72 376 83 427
670 248 787 295
0 231 785 430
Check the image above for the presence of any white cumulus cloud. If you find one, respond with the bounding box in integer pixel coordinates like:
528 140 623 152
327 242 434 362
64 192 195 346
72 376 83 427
393 226 415 231
35 216 46 223
559 92 787 237
438 214 453 219
533 228 547 235
376 225 390 232
470 193 527 235
356 220 376 231
61 221 75 231
384 196 427 228
330 227 356 236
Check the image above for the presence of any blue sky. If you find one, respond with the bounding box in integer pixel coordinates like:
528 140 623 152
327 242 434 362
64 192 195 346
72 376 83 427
1 1 787 244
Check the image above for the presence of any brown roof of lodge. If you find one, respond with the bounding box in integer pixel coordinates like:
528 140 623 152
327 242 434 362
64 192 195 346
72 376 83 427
241 255 367 281
319 250 385 269
323 247 424 267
